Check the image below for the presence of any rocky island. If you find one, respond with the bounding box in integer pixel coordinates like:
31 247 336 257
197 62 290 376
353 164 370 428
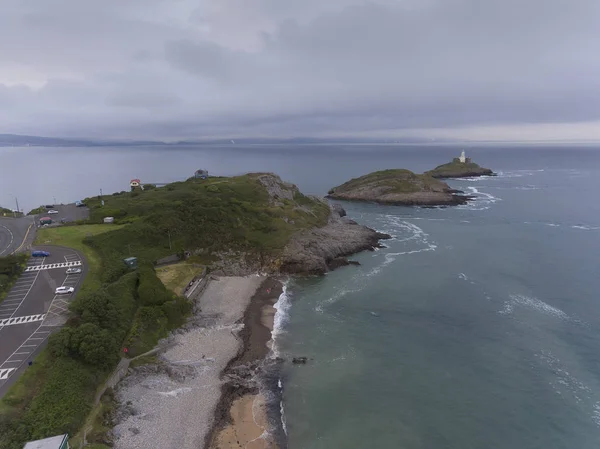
426 150 494 179
327 169 471 206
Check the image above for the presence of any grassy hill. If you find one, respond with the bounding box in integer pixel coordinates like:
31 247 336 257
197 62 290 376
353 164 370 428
0 173 331 449
328 169 446 195
82 173 330 271
426 159 493 178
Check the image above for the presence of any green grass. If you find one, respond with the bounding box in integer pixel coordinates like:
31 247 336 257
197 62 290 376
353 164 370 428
426 159 491 177
1 174 327 448
82 174 330 267
27 206 46 216
329 169 446 195
35 224 124 293
156 262 204 295
0 254 28 304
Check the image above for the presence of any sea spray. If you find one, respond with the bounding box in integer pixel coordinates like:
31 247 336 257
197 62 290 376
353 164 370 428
258 279 291 447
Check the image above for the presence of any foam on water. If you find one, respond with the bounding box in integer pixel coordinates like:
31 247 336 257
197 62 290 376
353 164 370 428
572 225 600 231
499 294 568 319
458 186 501 211
272 282 291 341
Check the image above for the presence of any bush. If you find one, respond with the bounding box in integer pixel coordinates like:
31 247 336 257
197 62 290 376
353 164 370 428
138 267 172 306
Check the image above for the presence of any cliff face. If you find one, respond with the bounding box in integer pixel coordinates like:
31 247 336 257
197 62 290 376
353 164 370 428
426 160 494 178
326 169 470 206
280 205 391 275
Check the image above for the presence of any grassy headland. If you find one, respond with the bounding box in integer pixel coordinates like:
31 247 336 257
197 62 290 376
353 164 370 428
0 173 331 448
327 169 468 206
426 158 493 178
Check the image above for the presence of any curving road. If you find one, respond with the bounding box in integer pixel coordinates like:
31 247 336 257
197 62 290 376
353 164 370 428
0 245 87 397
0 216 35 256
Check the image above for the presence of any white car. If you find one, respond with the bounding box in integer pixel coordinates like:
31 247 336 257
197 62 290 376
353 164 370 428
47 210 59 214
55 286 74 295
66 268 82 275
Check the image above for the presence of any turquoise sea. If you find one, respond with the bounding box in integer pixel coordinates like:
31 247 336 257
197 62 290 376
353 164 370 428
2 144 600 448
274 147 600 449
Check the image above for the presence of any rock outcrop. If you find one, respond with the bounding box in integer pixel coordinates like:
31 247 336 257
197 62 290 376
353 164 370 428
426 159 494 178
326 169 471 206
280 206 391 275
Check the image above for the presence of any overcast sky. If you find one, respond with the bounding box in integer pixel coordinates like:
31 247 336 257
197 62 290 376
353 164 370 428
1 0 600 141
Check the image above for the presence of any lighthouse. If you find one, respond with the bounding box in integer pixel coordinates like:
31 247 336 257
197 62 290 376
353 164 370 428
459 150 466 163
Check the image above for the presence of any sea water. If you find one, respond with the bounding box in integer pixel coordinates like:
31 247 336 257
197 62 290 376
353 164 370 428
274 150 600 449
3 144 600 448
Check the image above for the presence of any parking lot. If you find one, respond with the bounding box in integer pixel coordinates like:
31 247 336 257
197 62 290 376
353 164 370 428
0 246 86 395
38 203 89 226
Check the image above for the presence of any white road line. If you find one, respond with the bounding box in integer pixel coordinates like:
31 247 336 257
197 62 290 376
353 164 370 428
24 261 82 272
22 345 37 348
0 368 16 379
0 225 14 256
11 359 23 362
0 314 46 328
0 268 42 322
14 352 30 355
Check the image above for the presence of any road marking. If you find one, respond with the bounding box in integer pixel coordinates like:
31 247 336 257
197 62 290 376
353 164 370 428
25 261 82 272
11 223 33 254
15 352 30 355
0 314 46 328
0 225 14 256
0 368 16 380
22 345 37 348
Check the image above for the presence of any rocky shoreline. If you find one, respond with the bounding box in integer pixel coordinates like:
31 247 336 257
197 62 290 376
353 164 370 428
109 204 391 449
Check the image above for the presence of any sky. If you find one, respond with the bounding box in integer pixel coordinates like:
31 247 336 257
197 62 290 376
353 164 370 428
1 0 600 141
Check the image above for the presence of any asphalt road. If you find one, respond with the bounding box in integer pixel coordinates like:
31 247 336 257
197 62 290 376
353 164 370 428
38 203 89 225
0 216 35 256
0 245 87 398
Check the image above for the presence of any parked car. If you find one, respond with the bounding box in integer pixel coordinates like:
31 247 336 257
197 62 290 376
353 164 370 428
55 286 74 295
31 250 50 257
47 210 59 214
45 204 54 209
75 201 86 207
66 268 82 274
60 217 71 224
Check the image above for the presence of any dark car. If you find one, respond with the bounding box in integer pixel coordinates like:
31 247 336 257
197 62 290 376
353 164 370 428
45 204 54 209
32 250 50 257
75 201 86 207
60 217 71 224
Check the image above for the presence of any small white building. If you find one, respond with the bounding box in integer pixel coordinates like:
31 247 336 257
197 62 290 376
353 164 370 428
23 434 69 449
130 178 141 188
459 150 466 163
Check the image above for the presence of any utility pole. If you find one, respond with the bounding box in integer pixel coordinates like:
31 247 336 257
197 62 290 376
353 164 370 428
168 230 172 250
53 196 56 205
14 197 19 216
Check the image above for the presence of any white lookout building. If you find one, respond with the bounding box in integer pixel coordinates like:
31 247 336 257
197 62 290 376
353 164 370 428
459 150 467 163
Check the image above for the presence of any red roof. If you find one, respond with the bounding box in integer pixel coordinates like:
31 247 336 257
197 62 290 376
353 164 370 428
130 179 141 183
40 216 51 220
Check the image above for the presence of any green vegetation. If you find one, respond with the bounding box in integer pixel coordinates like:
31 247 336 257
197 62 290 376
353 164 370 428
426 158 493 178
2 173 327 448
329 169 446 195
156 262 203 295
0 206 21 217
0 253 28 303
81 173 329 266
27 206 46 216
35 225 125 293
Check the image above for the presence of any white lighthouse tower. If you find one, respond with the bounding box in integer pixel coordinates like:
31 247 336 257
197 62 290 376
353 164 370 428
459 150 466 163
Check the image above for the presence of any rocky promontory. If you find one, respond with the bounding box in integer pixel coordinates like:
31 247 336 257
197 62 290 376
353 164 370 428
326 169 470 207
426 158 494 179
280 204 391 275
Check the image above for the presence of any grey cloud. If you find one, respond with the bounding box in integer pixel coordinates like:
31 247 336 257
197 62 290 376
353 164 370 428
1 0 599 140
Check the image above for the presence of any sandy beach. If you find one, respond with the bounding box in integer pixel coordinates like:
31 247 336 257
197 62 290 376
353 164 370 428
112 275 283 449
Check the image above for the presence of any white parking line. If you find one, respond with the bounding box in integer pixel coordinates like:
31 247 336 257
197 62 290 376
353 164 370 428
0 368 16 380
14 352 30 355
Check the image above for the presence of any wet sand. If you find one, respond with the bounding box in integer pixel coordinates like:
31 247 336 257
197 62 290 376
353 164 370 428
208 278 283 449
